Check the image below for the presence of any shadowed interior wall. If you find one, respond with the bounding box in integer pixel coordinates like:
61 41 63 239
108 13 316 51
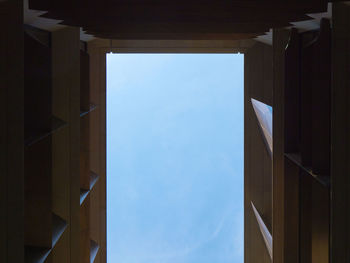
0 1 24 262
331 3 350 262
2 1 350 261
51 27 80 263
87 40 108 263
244 42 273 263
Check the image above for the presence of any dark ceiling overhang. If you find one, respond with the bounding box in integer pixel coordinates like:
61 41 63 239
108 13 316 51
28 0 334 40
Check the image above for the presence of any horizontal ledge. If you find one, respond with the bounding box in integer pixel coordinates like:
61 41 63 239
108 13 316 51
25 213 68 263
90 240 100 263
80 189 90 205
251 202 272 260
284 153 330 187
25 116 68 147
80 171 100 206
80 103 97 117
25 246 50 263
90 171 100 189
52 213 68 248
24 24 50 47
251 98 273 156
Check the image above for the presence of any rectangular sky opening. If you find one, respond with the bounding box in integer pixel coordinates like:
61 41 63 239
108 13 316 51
106 54 244 263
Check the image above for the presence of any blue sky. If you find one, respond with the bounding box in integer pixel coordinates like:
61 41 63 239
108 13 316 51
107 54 244 263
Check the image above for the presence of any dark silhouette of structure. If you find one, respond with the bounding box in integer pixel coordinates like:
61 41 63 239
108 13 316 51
1 0 349 262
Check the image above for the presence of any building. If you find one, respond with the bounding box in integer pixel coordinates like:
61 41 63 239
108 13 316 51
1 0 349 262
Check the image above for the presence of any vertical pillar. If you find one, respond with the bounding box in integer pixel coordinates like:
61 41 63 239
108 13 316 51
0 1 24 262
331 3 350 262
